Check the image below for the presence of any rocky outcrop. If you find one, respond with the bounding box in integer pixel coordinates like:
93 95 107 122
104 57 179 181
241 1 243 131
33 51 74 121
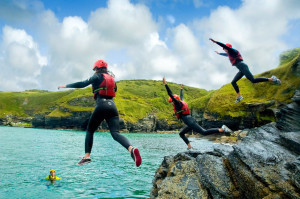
201 100 277 131
32 112 91 130
276 90 300 131
150 91 300 199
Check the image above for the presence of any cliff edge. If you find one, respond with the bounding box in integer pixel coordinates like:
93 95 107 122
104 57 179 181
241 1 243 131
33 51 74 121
150 90 300 199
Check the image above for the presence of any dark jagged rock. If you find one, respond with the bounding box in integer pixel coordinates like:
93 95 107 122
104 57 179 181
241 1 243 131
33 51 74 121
150 92 300 199
202 100 277 131
276 90 300 132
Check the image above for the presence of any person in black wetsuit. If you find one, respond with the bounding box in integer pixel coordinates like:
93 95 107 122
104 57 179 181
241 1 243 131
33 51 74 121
58 60 142 167
162 77 232 149
210 38 281 103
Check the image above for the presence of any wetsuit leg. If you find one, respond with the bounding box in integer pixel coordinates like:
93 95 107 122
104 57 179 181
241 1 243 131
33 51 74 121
236 62 268 83
107 116 131 150
231 71 244 93
182 115 219 136
85 105 105 153
179 126 192 145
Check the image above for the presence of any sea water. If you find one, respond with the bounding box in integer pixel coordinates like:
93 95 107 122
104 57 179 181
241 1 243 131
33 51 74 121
0 126 217 198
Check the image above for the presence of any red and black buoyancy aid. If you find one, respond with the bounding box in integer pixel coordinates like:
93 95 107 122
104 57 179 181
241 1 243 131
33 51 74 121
228 50 243 65
93 73 116 98
174 101 190 119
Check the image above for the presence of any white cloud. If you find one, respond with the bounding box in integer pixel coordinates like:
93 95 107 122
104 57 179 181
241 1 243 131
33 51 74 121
0 26 47 90
37 0 160 90
195 0 300 78
0 0 300 92
89 0 157 48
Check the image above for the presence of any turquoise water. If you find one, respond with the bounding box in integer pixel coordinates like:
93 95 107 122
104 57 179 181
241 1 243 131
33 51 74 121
0 126 217 198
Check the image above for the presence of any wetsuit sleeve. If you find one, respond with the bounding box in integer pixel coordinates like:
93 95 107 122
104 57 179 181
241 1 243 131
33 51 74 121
219 53 228 57
66 74 99 88
180 88 183 101
215 41 238 56
45 176 49 180
165 85 182 109
215 41 228 49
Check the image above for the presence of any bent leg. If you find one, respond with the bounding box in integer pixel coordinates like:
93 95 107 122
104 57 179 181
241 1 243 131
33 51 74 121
239 62 268 83
107 116 131 150
182 115 219 136
231 71 244 93
179 126 191 145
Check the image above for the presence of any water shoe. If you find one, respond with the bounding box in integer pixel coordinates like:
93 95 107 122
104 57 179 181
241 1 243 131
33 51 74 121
77 157 91 165
131 147 142 167
235 96 243 103
271 75 281 85
222 125 233 136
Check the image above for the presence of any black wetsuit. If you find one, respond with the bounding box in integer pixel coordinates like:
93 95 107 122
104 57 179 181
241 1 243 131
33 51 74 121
165 85 219 145
216 41 268 93
66 72 131 153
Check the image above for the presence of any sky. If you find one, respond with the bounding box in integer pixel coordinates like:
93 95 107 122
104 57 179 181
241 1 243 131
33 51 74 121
0 0 300 91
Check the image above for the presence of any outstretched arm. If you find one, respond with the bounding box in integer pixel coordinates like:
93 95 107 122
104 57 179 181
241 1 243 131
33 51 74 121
215 51 228 57
209 38 232 50
58 80 90 90
162 77 174 99
162 77 182 106
210 38 236 55
210 38 228 49
57 75 98 90
180 84 183 101
209 38 216 43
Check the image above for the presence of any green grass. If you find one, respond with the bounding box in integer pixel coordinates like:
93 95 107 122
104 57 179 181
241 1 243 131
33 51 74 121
115 80 210 123
0 48 299 125
0 90 73 117
205 51 300 118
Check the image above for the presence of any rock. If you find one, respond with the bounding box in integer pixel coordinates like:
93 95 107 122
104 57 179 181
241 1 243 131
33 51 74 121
236 130 248 140
150 152 209 199
150 92 300 199
291 53 300 76
276 90 300 132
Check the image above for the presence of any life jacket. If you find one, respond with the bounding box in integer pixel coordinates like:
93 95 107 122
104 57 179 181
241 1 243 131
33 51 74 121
174 101 190 119
92 73 116 98
48 175 57 181
228 50 243 65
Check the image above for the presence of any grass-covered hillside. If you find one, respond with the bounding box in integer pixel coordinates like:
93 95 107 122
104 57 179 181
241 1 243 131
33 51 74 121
202 47 300 118
0 80 210 125
0 48 299 129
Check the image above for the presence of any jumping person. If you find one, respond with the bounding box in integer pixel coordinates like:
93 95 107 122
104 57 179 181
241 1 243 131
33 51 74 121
162 77 232 149
58 60 142 167
210 38 281 103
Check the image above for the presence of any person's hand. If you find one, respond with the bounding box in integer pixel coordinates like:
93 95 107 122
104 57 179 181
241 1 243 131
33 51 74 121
162 77 167 85
215 51 220 54
209 38 216 43
58 85 66 90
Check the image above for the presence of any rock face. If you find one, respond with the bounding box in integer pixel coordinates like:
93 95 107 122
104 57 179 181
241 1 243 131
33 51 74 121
150 91 300 199
276 90 300 132
201 100 277 131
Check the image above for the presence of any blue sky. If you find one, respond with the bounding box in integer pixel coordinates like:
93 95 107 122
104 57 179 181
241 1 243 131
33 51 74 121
0 0 300 91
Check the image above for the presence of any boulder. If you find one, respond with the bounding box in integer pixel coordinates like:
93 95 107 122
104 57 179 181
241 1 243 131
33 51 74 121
150 91 300 199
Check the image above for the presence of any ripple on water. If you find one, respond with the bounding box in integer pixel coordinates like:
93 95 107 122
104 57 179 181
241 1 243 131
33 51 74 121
0 126 217 198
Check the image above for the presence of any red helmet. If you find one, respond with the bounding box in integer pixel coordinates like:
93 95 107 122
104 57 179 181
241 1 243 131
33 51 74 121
168 94 180 102
93 60 108 70
225 43 232 48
